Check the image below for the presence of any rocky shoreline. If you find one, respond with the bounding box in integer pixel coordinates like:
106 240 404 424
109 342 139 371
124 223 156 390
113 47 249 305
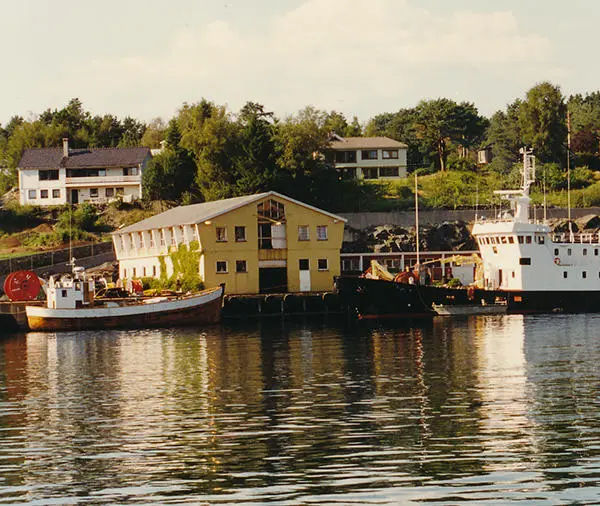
342 215 600 253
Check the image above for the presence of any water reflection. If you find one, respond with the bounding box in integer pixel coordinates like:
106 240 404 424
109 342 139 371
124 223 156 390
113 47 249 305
1 315 600 504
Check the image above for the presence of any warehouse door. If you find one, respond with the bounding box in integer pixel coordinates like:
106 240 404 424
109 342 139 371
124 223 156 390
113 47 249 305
259 267 287 294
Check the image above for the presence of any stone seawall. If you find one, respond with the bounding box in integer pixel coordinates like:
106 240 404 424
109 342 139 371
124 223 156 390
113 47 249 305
339 207 600 230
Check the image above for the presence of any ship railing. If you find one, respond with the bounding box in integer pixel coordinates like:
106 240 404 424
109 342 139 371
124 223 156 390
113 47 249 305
551 233 600 244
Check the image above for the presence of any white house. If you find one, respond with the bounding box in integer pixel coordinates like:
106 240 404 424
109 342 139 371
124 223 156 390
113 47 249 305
17 138 152 206
327 135 408 180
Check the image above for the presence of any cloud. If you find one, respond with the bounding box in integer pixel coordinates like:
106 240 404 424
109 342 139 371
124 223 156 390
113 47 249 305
57 0 554 120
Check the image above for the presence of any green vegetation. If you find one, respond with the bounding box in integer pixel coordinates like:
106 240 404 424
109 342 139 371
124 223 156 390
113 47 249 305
3 82 600 217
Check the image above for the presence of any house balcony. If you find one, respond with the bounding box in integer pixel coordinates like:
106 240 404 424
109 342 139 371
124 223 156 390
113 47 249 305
65 175 141 187
258 248 287 261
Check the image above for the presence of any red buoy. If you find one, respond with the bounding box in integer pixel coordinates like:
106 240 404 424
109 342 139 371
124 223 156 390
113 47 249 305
3 270 41 301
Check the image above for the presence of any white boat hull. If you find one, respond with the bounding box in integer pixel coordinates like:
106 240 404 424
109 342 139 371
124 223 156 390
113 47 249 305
25 285 224 331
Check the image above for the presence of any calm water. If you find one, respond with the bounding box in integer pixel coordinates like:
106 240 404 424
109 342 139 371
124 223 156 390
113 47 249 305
1 315 600 505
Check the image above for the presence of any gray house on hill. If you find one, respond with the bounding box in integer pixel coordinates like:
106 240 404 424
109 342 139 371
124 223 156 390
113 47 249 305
17 138 151 206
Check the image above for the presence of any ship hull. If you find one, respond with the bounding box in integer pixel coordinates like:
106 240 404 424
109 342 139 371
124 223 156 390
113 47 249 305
505 290 600 313
26 285 224 331
334 276 436 319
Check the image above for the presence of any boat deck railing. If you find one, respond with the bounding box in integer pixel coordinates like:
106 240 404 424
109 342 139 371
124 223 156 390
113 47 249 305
551 233 600 244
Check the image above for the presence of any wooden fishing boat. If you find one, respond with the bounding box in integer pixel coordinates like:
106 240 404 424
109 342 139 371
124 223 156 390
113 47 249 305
25 267 224 331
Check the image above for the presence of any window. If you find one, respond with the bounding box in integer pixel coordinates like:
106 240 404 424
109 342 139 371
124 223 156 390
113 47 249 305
508 236 515 244
361 150 378 160
149 233 154 248
235 226 247 242
596 249 599 256
257 200 285 221
133 267 137 278
298 225 310 241
518 236 524 244
584 248 588 256
40 189 48 199
143 267 147 277
52 189 60 198
538 236 545 244
382 150 399 159
362 167 378 179
106 188 115 198
123 167 138 176
216 261 228 273
236 260 247 273
28 190 36 199
160 230 166 246
152 266 157 277
38 169 59 180
90 188 99 198
563 271 568 279
299 259 309 271
116 187 124 196
525 236 532 244
216 227 227 242
316 225 328 241
138 232 144 248
318 258 329 271
379 167 399 177
98 169 106 177
334 151 356 163
123 269 127 278
171 228 177 245
519 258 531 265
568 248 572 255
554 248 559 256
583 271 587 279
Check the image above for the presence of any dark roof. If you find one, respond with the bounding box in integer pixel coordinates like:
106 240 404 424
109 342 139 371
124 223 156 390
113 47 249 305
329 136 408 149
18 147 151 169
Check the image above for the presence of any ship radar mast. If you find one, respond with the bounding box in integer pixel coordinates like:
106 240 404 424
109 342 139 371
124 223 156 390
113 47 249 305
493 147 536 223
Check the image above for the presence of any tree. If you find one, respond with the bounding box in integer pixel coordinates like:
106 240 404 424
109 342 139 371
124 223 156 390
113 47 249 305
140 118 167 149
518 82 567 163
485 100 523 173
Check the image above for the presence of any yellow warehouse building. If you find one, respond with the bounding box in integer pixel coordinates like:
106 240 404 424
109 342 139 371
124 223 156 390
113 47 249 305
113 192 347 294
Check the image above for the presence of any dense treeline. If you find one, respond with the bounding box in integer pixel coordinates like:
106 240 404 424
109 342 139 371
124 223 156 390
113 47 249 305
3 82 600 211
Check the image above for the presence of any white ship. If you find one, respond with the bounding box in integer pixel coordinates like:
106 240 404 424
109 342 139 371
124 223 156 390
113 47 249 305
472 148 598 313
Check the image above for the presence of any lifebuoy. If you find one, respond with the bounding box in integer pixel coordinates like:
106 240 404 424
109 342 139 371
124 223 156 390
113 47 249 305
554 257 560 265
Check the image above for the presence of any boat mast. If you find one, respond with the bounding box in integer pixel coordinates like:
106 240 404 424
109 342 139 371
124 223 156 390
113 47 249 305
567 110 573 240
415 172 420 267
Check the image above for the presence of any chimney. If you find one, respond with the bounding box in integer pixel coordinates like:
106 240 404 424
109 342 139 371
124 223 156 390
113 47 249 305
63 138 69 158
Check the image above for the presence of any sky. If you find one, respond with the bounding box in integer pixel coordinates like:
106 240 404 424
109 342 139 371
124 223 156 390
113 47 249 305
1 0 598 126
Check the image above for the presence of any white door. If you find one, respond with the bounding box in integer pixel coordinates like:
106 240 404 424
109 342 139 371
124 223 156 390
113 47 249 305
271 224 287 249
299 259 311 292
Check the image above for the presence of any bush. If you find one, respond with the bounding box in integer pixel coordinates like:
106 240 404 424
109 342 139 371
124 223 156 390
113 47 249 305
0 204 45 233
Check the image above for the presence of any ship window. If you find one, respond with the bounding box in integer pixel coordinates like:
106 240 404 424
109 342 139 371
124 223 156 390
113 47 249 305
554 248 559 256
500 236 507 244
519 258 531 265
508 236 515 244
568 248 572 255
518 236 524 244
583 271 587 279
563 271 568 279
596 249 599 256
526 236 532 244
584 248 588 256
538 236 545 244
